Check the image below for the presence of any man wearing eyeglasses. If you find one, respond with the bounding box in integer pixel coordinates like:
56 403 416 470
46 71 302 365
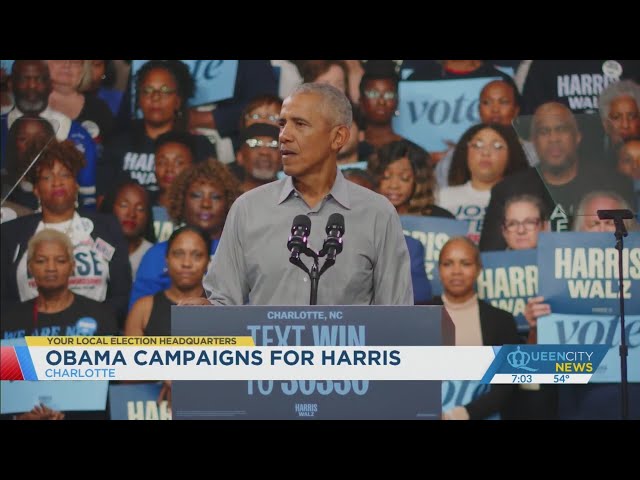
231 123 281 193
480 102 635 251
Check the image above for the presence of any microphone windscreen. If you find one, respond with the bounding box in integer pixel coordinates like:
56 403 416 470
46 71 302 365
292 214 311 230
326 213 345 234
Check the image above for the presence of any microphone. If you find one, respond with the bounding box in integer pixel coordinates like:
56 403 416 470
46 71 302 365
597 209 634 220
287 214 311 261
319 213 345 261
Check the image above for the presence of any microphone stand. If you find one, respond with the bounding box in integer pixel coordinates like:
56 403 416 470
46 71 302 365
613 217 629 421
598 210 631 420
309 262 319 306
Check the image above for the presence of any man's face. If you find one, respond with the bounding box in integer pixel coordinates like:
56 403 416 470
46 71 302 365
279 92 342 178
579 196 624 232
532 105 581 173
238 135 280 181
12 61 51 114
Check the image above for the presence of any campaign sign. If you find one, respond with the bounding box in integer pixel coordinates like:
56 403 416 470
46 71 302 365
393 78 501 152
478 249 537 333
537 232 640 315
131 60 239 116
400 215 470 296
172 305 453 420
109 382 171 420
442 380 498 420
0 338 109 414
537 313 640 383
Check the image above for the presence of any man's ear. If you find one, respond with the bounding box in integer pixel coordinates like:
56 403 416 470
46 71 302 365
236 149 245 167
331 125 350 152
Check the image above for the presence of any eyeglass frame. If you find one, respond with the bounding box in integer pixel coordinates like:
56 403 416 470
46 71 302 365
363 90 397 101
244 138 279 149
140 85 178 98
468 139 507 152
245 112 280 123
502 218 542 232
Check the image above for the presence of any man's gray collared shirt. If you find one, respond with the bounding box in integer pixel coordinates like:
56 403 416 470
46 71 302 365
204 169 413 305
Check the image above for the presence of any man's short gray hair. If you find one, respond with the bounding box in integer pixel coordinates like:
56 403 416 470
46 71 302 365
290 82 353 128
573 190 638 231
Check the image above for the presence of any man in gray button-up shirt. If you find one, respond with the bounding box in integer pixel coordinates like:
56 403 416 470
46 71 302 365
200 83 413 306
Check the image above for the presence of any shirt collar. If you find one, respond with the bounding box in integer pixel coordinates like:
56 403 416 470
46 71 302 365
277 168 351 210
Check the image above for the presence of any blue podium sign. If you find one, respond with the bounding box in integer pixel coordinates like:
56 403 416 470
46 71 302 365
172 305 453 420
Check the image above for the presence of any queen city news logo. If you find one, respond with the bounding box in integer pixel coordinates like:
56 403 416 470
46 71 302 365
503 345 597 374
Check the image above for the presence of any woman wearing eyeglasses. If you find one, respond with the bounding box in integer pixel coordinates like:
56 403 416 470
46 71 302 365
437 123 529 243
359 61 405 150
500 194 549 250
98 60 215 201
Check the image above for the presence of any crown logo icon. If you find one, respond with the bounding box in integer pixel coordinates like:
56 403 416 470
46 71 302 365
507 346 538 372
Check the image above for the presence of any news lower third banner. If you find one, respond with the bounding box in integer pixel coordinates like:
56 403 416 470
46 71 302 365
0 337 609 385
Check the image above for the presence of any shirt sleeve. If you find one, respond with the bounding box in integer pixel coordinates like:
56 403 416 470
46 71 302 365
373 207 414 305
203 199 250 305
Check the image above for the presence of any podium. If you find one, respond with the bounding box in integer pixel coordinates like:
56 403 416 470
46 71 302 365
171 305 453 420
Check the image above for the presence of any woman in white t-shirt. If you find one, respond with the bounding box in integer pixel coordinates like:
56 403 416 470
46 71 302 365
437 123 529 243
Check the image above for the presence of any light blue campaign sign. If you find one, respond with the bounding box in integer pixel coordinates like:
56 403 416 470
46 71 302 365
109 382 171 420
393 78 501 152
131 60 238 117
442 380 499 420
1 60 14 73
537 313 640 382
400 215 470 296
478 249 537 334
0 338 109 415
537 232 640 315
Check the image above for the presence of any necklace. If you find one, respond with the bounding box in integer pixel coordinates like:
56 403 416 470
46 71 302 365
42 217 74 238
